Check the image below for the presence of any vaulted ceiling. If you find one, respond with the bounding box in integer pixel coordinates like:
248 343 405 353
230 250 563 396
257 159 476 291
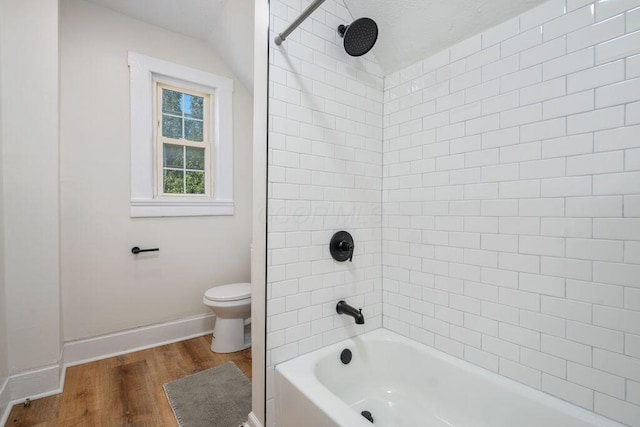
85 0 551 89
86 0 255 91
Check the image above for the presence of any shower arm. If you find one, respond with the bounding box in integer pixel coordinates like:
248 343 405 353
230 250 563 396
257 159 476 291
274 0 326 45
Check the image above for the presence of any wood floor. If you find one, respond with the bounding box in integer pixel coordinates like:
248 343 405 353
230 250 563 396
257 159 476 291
5 335 252 427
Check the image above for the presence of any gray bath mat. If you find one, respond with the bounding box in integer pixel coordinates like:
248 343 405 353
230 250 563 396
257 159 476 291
163 362 251 427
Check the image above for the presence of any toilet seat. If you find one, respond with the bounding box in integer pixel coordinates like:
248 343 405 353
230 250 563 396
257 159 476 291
204 282 251 302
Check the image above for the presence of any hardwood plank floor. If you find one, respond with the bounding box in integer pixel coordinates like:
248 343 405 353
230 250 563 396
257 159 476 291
5 335 252 426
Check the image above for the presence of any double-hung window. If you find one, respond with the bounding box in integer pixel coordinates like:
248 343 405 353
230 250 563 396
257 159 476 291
128 52 234 217
156 84 210 196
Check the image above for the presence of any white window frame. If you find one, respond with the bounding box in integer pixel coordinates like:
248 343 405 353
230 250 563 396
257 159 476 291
128 52 234 217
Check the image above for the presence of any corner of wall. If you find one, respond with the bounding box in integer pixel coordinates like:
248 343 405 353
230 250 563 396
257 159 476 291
0 0 9 409
0 0 62 391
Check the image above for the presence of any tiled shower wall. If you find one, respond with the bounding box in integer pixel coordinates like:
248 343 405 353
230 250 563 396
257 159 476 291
266 0 383 421
382 0 640 425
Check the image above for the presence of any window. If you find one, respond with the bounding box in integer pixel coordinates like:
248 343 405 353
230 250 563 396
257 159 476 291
156 84 210 196
128 52 234 217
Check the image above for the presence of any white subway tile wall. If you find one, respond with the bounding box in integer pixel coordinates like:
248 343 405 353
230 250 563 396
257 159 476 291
383 0 640 424
267 0 383 423
268 0 640 425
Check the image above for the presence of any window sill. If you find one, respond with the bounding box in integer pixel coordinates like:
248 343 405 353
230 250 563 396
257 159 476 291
130 199 234 217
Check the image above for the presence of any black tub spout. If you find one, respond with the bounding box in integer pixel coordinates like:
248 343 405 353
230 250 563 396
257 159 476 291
336 300 364 324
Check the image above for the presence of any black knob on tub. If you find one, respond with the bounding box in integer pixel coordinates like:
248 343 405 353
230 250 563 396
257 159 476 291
340 348 352 364
330 231 354 262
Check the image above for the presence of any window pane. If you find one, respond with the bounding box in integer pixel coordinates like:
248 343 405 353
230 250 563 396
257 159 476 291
185 171 205 194
184 119 203 142
162 115 182 139
185 146 205 170
163 169 184 194
163 144 184 168
184 94 204 119
162 89 182 115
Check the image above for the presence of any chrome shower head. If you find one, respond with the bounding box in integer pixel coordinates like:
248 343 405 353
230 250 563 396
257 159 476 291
337 17 378 57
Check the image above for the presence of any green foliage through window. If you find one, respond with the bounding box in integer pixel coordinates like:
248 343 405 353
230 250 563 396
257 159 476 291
163 170 184 194
186 171 205 194
159 86 207 195
161 88 204 142
162 144 205 195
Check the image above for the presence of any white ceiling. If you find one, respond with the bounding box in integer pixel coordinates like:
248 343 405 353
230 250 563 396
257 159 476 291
86 0 255 91
344 0 549 75
85 0 551 88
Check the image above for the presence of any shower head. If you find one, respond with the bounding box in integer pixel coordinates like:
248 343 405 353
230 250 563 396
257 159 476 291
337 17 378 57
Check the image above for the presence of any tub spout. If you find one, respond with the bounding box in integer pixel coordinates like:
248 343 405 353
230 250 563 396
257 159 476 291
336 300 364 324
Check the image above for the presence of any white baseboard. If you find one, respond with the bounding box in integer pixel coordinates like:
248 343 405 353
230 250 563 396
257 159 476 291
63 313 215 367
0 376 10 427
8 364 62 401
0 362 65 426
247 411 264 427
0 313 216 424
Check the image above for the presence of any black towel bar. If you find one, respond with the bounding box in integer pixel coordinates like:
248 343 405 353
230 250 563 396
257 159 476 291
131 246 159 254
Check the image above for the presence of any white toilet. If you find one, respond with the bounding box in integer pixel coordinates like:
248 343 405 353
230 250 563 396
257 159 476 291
203 282 251 353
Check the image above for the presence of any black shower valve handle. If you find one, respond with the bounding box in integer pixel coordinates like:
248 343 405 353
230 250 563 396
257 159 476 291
346 243 354 262
330 231 355 262
338 239 355 261
340 240 353 252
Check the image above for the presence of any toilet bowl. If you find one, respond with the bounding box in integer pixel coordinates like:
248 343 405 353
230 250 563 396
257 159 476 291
203 282 251 353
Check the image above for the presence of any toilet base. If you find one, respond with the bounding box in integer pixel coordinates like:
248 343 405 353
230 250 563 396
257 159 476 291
210 317 251 353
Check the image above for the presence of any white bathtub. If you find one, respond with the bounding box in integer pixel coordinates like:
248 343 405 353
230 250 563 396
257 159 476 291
275 329 624 427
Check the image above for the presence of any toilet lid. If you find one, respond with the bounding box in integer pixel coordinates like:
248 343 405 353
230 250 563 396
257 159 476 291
204 282 251 302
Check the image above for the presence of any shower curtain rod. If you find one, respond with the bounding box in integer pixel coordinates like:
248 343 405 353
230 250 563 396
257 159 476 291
274 0 326 45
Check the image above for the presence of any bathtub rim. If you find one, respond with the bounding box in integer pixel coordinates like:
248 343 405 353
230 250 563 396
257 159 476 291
275 327 627 427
